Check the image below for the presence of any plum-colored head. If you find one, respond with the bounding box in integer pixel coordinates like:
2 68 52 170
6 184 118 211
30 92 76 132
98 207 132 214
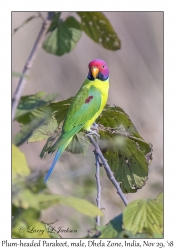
87 59 109 81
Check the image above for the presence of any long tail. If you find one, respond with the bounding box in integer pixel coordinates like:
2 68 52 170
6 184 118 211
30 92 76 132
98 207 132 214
44 145 65 183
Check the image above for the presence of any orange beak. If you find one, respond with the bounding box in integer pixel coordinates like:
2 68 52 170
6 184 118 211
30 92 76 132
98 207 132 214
91 67 99 79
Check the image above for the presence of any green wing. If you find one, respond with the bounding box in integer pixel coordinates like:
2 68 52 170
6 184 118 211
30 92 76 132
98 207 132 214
49 79 102 152
63 83 101 131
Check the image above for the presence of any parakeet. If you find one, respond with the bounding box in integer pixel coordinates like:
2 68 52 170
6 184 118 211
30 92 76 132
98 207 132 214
44 59 109 182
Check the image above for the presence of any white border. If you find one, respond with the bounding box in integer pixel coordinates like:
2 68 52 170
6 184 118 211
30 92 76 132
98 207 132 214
1 0 174 248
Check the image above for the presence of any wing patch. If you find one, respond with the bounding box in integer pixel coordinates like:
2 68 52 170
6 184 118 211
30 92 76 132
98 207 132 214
85 95 93 104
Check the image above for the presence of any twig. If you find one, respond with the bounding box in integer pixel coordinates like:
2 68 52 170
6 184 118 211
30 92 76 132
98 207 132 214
87 134 128 206
94 151 101 229
37 12 45 22
12 12 55 120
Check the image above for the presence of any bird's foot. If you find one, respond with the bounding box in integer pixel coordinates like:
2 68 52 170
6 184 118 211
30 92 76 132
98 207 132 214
90 122 99 132
85 129 100 138
90 125 99 131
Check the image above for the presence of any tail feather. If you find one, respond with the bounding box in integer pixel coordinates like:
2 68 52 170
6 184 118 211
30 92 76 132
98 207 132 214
44 146 65 183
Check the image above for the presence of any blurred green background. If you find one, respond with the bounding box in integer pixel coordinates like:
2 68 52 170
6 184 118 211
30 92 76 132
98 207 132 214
12 12 163 238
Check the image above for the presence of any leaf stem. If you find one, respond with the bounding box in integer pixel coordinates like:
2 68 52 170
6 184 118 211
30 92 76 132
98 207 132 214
12 12 55 120
87 134 128 206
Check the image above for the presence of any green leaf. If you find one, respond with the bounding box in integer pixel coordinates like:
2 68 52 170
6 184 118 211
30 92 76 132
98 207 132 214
66 132 90 154
123 199 163 235
18 192 103 217
117 230 152 239
95 214 123 238
49 97 73 126
59 196 103 217
39 135 58 158
12 144 30 180
32 97 73 144
37 194 61 210
13 189 39 210
77 12 121 50
48 12 61 32
27 175 46 194
29 98 73 156
13 108 51 146
12 208 51 238
14 92 58 146
13 188 60 211
15 92 58 121
97 105 142 139
43 16 82 56
129 136 153 165
156 193 163 204
153 233 163 238
99 132 149 193
13 15 37 35
28 115 58 142
13 207 40 226
97 105 152 193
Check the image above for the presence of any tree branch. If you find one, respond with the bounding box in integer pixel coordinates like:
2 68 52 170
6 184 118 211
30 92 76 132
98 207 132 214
37 12 45 22
88 134 128 206
94 150 102 229
12 12 55 120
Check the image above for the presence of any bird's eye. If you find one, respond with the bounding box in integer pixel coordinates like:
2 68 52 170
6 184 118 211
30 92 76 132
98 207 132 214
102 65 105 68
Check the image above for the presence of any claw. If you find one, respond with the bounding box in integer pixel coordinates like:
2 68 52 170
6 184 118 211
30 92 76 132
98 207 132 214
86 129 100 138
91 123 99 132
